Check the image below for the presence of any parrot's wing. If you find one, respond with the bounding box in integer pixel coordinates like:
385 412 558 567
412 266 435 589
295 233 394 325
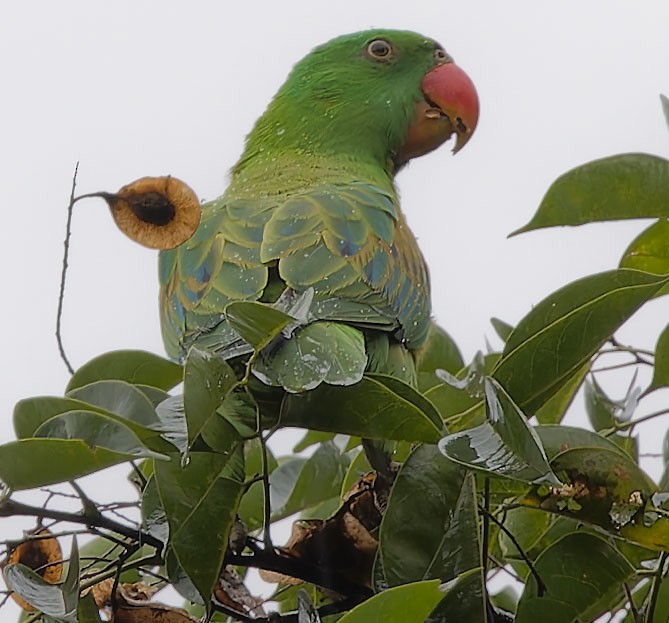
159 182 430 373
261 182 430 348
159 195 276 360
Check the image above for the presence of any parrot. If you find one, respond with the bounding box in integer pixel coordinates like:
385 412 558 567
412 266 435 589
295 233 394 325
158 29 478 394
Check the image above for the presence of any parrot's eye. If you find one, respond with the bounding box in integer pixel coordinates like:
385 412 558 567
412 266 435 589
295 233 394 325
366 39 393 61
434 47 449 64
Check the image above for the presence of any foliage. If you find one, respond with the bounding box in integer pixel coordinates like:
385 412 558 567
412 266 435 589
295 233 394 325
3 105 669 623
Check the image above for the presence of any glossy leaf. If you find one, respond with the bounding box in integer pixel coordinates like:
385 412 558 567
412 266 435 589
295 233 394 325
513 153 669 234
3 564 75 621
379 445 480 586
498 507 552 564
13 396 110 439
648 322 669 392
424 353 498 432
515 533 634 622
66 349 182 393
493 269 668 412
490 317 513 342
35 411 167 460
339 447 372 500
620 220 669 278
0 438 149 490
141 475 169 546
415 322 464 391
67 380 161 428
183 347 237 447
154 450 244 604
3 538 79 622
533 362 589 425
535 424 632 460
522 446 669 549
225 300 293 351
280 374 443 443
155 395 188 454
439 379 559 485
77 594 103 623
336 580 444 623
427 568 488 623
237 438 278 531
269 441 350 521
585 376 617 431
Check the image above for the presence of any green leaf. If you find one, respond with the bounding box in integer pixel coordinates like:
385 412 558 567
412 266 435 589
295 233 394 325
280 374 443 443
585 376 617 431
155 395 188 454
427 568 488 623
77 594 103 623
141 475 169 546
237 438 277 531
35 411 167 460
515 533 634 622
534 362 589 425
648 322 669 392
490 317 514 342
493 269 668 413
498 506 552 564
379 445 480 586
522 446 669 549
67 380 161 429
225 300 293 351
535 425 632 460
13 396 111 439
66 349 182 393
269 442 350 521
415 322 464 391
3 539 79 622
513 153 669 234
620 220 669 278
183 347 237 447
3 564 75 622
336 580 444 623
0 438 156 490
439 379 560 485
154 450 244 605
339 447 372 500
424 352 498 432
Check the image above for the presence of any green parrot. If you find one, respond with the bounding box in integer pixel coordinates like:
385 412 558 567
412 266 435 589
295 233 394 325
159 29 478 393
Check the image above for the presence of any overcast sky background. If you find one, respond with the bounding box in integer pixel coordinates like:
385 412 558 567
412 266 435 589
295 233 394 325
2 1 669 616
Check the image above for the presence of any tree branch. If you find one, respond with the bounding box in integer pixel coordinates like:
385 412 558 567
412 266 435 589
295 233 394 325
0 499 163 551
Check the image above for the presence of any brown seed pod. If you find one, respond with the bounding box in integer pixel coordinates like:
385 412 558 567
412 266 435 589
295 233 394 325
101 176 201 250
5 529 63 611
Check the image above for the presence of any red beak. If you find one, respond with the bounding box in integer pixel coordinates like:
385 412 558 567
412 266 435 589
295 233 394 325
421 62 479 153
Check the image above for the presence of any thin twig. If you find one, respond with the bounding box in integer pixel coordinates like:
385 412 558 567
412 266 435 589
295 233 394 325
610 408 669 434
644 551 667 623
56 162 79 375
478 504 547 597
623 581 641 623
212 595 363 623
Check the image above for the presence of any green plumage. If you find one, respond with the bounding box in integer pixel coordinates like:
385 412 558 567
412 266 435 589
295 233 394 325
159 30 448 390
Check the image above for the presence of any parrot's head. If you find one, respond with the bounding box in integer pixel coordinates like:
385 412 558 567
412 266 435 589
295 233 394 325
240 29 478 175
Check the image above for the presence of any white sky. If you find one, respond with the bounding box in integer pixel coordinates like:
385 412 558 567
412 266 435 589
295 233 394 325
2 1 669 617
